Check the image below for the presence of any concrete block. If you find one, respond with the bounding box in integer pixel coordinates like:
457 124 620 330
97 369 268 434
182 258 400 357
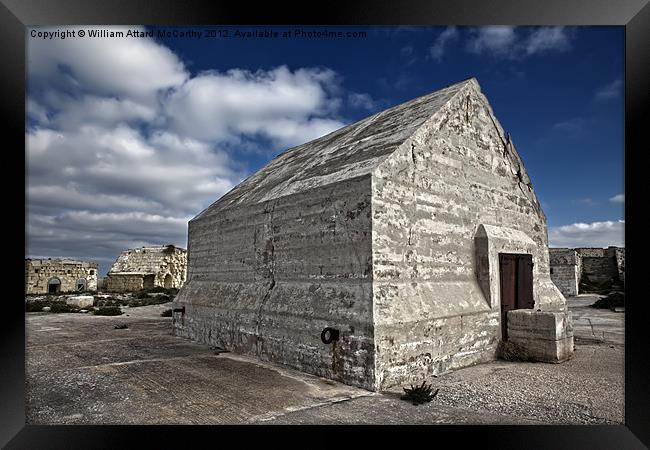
66 296 94 308
507 309 574 363
508 309 573 341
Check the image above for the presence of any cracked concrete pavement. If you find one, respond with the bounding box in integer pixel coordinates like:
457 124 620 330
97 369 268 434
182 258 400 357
568 294 624 345
26 297 623 424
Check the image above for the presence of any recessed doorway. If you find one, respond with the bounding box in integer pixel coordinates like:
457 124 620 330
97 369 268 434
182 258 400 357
47 278 61 294
499 253 534 340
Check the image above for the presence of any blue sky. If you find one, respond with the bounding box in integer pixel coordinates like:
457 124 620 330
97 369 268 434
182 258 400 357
26 26 624 275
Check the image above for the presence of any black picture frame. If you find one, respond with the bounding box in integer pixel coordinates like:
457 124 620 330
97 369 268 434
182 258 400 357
3 0 647 447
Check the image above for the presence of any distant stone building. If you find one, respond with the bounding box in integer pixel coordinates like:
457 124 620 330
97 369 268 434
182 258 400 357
548 249 580 297
25 258 98 294
549 246 624 297
104 245 187 292
172 77 572 391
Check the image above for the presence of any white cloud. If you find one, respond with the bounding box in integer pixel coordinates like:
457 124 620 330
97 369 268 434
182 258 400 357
466 26 517 56
429 26 459 61
165 66 346 147
348 92 378 111
577 198 598 206
27 124 241 213
46 95 157 130
609 194 625 203
551 117 586 135
524 27 571 55
28 26 188 104
595 79 623 101
466 26 572 59
27 98 50 125
548 220 625 248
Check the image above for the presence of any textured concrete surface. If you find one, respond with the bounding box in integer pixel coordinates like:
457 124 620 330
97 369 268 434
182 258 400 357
26 301 622 425
507 309 574 362
567 294 624 345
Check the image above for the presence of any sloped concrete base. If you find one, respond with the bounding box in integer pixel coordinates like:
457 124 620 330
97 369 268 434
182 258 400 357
507 309 574 363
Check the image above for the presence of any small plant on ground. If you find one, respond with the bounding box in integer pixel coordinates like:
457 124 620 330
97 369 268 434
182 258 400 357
401 381 439 405
161 309 173 317
93 306 123 316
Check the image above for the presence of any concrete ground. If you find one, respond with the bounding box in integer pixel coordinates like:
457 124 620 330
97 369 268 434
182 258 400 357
568 294 625 345
26 296 623 425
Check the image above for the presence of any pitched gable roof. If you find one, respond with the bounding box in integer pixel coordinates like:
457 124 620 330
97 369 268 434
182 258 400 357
195 77 476 219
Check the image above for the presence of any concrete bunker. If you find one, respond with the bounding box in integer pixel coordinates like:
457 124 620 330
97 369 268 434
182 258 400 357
172 77 573 391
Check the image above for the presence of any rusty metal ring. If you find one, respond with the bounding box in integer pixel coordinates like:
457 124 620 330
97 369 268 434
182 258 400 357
321 327 339 344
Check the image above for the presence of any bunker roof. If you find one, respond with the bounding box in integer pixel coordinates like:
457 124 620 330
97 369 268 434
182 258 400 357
195 77 479 219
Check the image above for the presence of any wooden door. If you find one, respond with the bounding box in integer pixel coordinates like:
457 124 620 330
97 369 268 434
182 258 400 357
499 254 517 340
517 255 534 309
499 253 535 340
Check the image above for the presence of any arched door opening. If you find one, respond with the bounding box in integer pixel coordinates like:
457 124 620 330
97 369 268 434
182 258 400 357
143 274 155 290
48 278 61 294
76 278 87 292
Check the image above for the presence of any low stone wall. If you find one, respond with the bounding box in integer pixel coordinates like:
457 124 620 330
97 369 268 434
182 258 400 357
549 247 625 295
550 265 579 297
549 249 579 297
581 256 618 284
609 247 625 283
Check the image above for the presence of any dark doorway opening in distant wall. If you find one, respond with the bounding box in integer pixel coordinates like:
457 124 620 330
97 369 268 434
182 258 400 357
47 278 61 294
143 274 155 290
76 278 87 292
499 253 534 340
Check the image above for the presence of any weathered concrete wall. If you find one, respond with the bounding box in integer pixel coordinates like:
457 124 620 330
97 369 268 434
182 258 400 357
577 248 620 285
105 246 187 292
173 176 375 389
25 259 98 294
104 274 144 292
173 77 569 392
371 79 565 390
576 248 608 258
549 247 625 293
549 248 579 297
581 257 618 284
